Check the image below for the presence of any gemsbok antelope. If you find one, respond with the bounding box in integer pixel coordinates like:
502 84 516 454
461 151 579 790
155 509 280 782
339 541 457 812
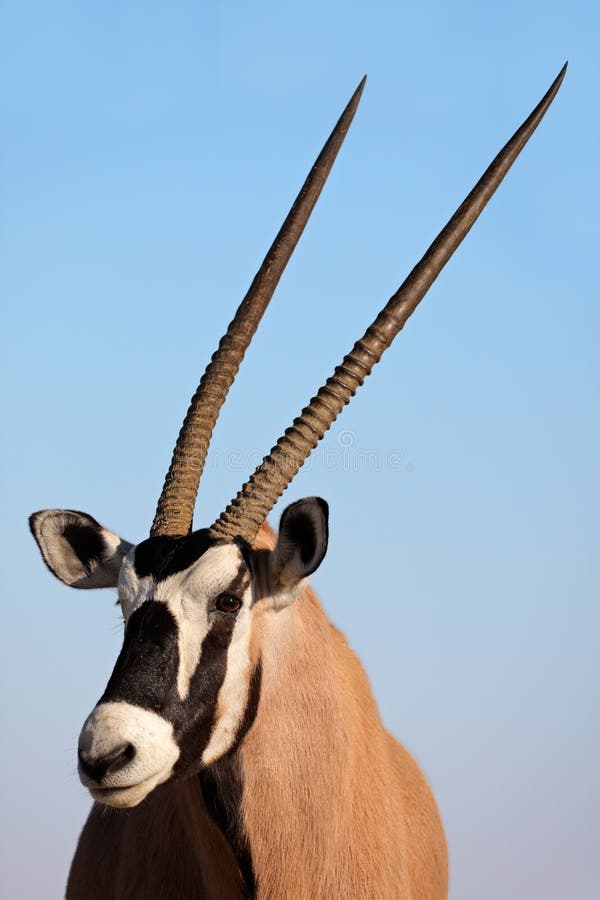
30 66 566 899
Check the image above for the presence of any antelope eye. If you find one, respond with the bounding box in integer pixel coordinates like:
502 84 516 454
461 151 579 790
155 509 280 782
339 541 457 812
215 594 242 614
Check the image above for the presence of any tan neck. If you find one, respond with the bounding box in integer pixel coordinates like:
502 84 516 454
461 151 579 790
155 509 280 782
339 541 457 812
238 588 412 899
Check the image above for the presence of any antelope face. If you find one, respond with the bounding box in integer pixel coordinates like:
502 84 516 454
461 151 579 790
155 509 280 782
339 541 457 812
30 498 328 808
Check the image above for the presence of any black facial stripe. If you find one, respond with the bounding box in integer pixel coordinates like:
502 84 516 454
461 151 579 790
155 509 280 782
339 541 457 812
173 612 237 776
100 602 180 714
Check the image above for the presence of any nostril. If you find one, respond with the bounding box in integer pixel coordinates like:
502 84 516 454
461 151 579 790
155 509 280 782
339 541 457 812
121 742 136 764
78 743 136 784
106 742 136 777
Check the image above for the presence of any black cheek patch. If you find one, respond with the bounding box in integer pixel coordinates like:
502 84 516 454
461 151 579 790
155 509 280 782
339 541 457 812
63 523 105 573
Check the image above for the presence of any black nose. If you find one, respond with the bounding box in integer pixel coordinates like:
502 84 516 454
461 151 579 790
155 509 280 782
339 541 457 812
78 743 136 783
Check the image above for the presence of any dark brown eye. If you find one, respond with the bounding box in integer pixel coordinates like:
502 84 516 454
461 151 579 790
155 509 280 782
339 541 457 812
215 594 242 615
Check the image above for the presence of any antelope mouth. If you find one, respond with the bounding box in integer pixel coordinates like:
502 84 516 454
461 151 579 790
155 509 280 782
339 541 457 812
87 769 170 808
78 701 181 808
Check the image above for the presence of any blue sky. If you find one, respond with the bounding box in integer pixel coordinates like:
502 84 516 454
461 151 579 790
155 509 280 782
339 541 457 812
1 2 598 898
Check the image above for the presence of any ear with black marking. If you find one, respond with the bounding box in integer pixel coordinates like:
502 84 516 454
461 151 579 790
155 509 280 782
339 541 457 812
268 498 328 609
29 509 133 589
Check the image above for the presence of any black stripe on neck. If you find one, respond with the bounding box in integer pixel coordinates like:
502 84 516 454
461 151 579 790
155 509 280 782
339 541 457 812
198 661 262 899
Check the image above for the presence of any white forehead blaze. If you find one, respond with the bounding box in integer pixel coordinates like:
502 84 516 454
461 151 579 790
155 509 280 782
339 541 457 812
118 543 253 704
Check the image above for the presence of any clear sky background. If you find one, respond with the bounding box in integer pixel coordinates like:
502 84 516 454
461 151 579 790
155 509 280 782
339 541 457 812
1 2 598 898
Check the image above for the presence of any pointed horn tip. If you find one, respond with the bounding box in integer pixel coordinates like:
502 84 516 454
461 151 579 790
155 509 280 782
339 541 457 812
527 62 568 126
554 61 568 87
347 75 367 109
534 62 567 114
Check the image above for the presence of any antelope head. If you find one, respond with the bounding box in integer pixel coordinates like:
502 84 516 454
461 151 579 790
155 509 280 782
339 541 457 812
30 68 565 808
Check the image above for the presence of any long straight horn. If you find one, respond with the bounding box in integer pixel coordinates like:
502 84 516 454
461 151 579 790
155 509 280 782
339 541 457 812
211 64 567 543
151 78 366 537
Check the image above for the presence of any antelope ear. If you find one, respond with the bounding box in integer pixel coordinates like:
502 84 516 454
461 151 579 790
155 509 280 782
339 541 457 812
268 498 329 608
29 509 133 589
